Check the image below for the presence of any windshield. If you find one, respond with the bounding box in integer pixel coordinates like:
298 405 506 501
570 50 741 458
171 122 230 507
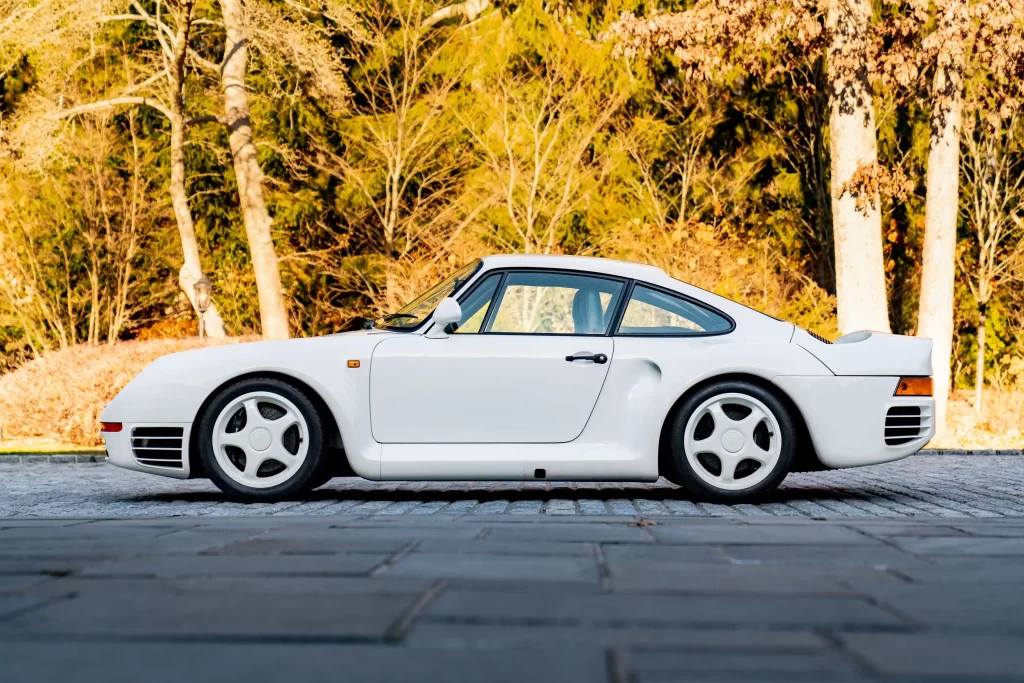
377 260 482 330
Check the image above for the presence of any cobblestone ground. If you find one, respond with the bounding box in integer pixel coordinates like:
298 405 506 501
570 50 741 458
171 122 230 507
3 456 1024 682
1 455 1023 518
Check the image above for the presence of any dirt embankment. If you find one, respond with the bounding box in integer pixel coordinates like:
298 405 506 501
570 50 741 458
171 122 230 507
0 338 253 448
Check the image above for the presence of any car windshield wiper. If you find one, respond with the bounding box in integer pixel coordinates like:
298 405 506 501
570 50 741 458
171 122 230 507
382 313 418 322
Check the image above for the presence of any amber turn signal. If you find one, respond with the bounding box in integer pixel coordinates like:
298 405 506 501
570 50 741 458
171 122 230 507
100 422 123 433
347 360 361 368
894 377 932 396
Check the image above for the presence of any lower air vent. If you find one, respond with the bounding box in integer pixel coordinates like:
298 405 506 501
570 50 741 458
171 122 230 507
885 406 923 446
132 427 185 468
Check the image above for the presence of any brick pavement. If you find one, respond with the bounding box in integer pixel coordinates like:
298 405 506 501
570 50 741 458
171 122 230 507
1 513 1024 681
2 455 1024 518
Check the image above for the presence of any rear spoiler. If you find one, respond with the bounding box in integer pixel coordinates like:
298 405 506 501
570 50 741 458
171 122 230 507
793 329 933 377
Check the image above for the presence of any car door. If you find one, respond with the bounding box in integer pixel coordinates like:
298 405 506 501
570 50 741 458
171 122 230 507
369 270 626 444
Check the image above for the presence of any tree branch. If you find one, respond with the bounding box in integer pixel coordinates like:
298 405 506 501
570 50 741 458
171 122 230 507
55 96 173 122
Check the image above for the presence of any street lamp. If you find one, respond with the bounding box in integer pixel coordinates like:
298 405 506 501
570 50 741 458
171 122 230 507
194 277 212 340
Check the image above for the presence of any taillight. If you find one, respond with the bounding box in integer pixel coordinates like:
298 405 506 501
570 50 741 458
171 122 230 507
894 377 932 396
100 422 123 433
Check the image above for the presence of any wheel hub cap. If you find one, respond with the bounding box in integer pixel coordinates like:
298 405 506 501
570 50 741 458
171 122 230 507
249 428 272 452
721 429 744 453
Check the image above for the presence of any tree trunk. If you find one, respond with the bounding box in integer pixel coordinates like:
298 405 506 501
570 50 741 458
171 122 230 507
826 0 891 335
170 0 227 338
975 302 986 415
917 55 963 434
219 0 290 340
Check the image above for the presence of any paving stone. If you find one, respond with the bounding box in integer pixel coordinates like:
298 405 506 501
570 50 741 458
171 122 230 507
721 544 924 567
650 523 878 545
599 543 731 565
841 633 1024 677
416 539 595 556
0 595 49 620
0 588 415 638
5 457 1024 519
80 553 392 578
424 589 905 629
0 642 608 683
606 560 901 596
887 535 1024 556
209 537 409 555
407 623 828 649
892 557 1024 584
627 649 865 682
487 522 651 543
385 552 599 583
0 575 49 594
849 583 1024 630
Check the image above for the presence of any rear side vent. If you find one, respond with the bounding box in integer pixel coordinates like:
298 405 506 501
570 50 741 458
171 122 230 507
807 330 832 344
132 427 185 468
885 407 923 446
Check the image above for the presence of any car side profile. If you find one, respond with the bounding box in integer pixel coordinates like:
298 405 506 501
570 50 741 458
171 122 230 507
100 255 936 503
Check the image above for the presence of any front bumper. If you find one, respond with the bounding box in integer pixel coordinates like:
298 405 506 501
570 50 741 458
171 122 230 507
102 422 193 479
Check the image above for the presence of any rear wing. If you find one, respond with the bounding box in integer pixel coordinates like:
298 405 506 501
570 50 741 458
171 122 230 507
792 329 933 377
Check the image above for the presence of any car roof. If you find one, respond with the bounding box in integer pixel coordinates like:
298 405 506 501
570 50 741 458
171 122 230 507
479 254 668 282
476 254 792 337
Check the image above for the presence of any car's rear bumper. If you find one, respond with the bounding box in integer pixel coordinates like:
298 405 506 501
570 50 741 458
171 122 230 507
773 375 935 469
102 423 192 479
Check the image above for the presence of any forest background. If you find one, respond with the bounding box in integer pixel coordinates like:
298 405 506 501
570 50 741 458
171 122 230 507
0 0 1022 449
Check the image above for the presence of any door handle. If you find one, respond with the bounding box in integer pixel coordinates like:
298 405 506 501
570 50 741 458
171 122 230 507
565 352 608 364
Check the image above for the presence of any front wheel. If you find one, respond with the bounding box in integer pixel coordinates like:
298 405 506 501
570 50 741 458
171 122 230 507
198 378 329 502
666 381 794 503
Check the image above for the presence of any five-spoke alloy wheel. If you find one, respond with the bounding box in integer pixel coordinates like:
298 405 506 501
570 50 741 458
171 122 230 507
199 378 329 501
667 381 794 502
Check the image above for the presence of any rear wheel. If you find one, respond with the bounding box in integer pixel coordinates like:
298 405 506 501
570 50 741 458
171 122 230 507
198 378 329 502
666 381 794 503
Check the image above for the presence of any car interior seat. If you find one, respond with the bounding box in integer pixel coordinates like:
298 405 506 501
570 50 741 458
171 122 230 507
572 289 605 334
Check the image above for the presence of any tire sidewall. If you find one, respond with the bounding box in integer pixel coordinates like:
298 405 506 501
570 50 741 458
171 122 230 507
199 378 326 501
668 381 794 502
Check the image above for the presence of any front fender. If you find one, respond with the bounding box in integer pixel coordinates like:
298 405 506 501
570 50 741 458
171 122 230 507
102 332 392 479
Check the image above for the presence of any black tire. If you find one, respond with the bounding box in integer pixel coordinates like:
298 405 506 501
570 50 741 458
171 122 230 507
308 467 336 491
198 377 330 502
665 380 794 503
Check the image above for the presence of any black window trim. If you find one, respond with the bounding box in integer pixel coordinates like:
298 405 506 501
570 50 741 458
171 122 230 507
612 280 736 338
445 266 736 338
451 267 629 337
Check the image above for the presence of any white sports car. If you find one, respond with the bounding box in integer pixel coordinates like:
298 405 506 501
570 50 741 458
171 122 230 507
101 255 935 503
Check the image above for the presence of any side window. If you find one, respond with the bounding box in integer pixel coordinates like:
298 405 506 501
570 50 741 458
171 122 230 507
485 272 624 335
617 284 732 336
453 273 501 334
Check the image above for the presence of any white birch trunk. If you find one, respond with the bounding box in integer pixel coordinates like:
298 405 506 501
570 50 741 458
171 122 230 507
219 0 290 340
827 0 891 335
170 0 227 338
917 58 963 433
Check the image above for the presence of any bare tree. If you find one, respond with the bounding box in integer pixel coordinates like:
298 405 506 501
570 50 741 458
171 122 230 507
308 0 479 313
959 113 1024 414
606 0 891 334
6 0 229 337
217 0 289 339
880 0 1024 431
826 0 890 334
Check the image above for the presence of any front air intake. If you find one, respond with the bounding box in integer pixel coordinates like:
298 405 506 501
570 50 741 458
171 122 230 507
884 406 923 446
131 427 185 468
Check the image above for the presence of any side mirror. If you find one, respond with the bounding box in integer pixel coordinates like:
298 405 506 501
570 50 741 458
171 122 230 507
424 297 462 339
